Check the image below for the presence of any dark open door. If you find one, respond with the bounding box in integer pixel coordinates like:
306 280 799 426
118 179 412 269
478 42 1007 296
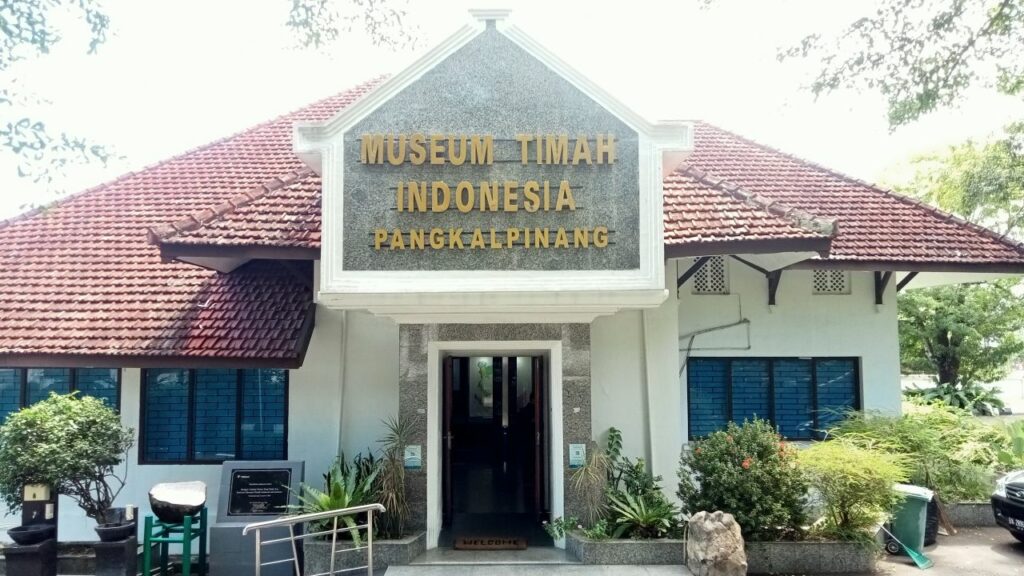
532 356 546 518
442 356 453 527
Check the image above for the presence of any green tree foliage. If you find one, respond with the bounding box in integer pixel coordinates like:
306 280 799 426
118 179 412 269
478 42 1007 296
899 280 1024 384
0 393 134 523
782 0 1024 128
893 126 1024 406
286 0 416 50
1 0 113 185
677 419 808 541
902 123 1024 237
3 0 415 191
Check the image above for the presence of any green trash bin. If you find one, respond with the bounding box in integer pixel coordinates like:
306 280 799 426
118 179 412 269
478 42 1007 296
890 484 934 554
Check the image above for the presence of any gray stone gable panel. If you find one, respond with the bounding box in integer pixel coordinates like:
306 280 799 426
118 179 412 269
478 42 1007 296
343 28 640 271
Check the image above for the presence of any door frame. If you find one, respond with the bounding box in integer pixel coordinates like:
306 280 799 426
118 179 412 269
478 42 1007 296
426 340 564 550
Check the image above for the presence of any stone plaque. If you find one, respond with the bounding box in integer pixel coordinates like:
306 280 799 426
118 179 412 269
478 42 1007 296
227 469 292 516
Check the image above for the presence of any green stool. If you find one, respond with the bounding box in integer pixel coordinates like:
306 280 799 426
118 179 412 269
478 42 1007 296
141 507 208 576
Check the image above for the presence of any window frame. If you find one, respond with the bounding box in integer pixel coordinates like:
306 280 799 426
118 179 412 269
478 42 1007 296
686 356 861 441
138 368 289 465
3 368 122 415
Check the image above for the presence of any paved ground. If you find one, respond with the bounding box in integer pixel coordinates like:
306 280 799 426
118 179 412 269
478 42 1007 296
877 527 1024 576
386 566 689 575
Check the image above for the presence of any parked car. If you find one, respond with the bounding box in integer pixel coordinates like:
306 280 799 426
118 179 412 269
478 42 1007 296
992 470 1024 542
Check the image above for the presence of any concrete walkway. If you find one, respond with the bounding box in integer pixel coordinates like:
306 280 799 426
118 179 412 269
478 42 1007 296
387 566 690 575
878 527 1024 576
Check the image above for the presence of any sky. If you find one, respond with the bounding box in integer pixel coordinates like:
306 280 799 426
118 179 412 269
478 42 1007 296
2 0 1024 219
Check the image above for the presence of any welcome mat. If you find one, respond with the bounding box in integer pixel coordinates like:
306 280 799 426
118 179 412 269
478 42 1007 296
454 536 528 550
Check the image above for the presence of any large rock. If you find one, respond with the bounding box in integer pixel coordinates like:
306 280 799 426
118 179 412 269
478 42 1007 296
687 511 747 576
149 481 207 524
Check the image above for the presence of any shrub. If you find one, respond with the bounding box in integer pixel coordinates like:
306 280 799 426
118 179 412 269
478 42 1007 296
677 419 808 541
799 440 910 541
827 400 1013 501
0 393 134 524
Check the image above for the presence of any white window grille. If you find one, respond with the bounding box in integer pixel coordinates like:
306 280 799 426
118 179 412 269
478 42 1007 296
812 269 850 295
692 256 729 295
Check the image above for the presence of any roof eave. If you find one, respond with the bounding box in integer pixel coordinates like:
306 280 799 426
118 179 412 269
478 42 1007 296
664 236 832 260
0 302 317 370
157 242 320 272
786 259 1024 273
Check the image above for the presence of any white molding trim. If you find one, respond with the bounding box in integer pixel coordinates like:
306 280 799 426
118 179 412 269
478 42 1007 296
299 10 691 321
426 340 565 550
317 289 669 324
293 23 483 165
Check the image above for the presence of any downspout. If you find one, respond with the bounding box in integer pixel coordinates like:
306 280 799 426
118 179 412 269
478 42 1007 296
336 310 349 457
640 309 656 470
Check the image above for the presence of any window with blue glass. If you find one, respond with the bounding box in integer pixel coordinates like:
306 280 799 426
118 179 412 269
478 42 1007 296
686 357 859 440
0 368 121 424
140 368 288 464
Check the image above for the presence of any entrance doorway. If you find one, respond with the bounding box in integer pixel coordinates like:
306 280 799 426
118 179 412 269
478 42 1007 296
440 355 550 547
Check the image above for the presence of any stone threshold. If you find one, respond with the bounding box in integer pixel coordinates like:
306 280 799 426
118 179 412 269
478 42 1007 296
410 547 579 565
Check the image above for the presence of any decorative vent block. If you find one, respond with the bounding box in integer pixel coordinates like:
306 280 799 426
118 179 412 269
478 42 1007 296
693 256 729 295
812 269 850 295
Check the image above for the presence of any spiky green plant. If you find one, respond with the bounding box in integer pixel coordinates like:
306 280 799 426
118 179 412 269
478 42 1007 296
606 491 677 539
292 454 379 545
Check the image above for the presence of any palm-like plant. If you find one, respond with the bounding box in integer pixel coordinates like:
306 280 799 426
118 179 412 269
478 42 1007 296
293 455 379 546
606 491 677 539
377 416 414 538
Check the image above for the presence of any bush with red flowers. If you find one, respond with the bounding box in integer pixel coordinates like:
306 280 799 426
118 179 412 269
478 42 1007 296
677 418 807 541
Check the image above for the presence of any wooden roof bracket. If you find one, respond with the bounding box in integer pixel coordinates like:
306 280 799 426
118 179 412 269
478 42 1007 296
874 271 893 305
896 271 918 292
767 269 783 307
676 256 711 292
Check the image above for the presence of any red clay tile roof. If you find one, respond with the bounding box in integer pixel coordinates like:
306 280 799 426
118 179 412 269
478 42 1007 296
149 168 321 253
4 77 1024 364
0 79 382 366
150 109 1024 273
664 165 836 257
686 122 1024 269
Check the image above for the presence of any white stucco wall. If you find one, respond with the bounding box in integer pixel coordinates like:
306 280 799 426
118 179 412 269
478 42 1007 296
590 265 683 495
674 257 902 428
590 311 648 460
338 311 400 456
591 260 902 497
0 305 349 542
0 259 901 542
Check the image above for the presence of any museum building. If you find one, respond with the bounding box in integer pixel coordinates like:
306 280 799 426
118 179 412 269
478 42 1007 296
2 10 1024 549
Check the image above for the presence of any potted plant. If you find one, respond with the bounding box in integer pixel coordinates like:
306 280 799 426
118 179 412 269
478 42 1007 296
0 392 135 542
294 453 379 575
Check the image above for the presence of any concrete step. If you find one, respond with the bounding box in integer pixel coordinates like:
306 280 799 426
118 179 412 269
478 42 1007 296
410 547 579 565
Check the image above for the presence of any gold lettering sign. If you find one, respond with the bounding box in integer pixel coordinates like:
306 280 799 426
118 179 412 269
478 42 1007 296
360 133 616 251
